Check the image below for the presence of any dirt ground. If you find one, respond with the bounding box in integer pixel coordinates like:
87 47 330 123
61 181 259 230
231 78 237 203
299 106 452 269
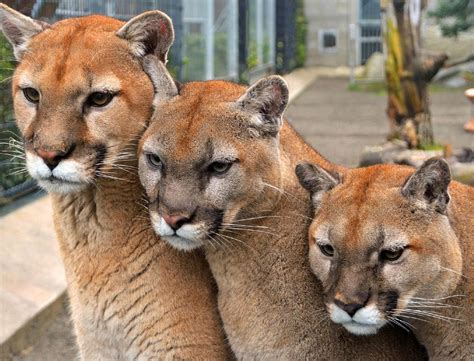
11 77 473 361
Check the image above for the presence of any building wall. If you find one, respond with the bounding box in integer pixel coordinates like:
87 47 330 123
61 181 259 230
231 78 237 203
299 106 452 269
304 0 473 68
304 0 358 67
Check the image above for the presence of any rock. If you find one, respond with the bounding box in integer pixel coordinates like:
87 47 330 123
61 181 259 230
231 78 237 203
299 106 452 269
364 52 385 81
354 66 365 78
434 60 474 88
451 161 474 186
393 149 443 167
359 140 408 167
359 141 474 185
456 147 474 163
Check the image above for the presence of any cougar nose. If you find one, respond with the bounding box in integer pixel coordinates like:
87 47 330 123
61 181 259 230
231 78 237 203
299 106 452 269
334 300 364 317
162 213 191 231
36 146 73 170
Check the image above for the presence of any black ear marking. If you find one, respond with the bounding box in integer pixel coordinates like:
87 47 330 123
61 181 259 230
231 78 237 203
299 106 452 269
401 157 451 214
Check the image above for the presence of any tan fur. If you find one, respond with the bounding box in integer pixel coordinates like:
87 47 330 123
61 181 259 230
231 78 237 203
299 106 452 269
2 6 230 360
301 163 474 360
138 74 424 359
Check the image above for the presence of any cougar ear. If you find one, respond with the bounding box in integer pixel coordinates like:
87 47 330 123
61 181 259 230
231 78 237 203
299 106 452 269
296 162 340 208
402 157 451 214
117 10 174 63
237 75 289 137
142 55 178 107
0 4 50 60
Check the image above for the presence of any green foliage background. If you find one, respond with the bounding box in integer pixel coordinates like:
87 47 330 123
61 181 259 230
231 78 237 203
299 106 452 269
295 0 308 68
181 32 230 81
428 0 474 38
0 34 29 193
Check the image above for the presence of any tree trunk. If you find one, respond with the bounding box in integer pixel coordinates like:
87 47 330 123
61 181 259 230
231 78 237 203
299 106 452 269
380 0 447 149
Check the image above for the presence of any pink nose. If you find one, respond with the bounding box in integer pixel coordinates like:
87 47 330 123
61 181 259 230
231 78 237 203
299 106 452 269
36 149 63 170
162 213 191 230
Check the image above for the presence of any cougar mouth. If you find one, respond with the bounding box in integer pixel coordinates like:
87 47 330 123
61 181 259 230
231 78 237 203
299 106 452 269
36 176 89 194
342 321 382 336
148 206 226 251
46 176 84 184
149 212 207 251
329 302 386 336
26 149 111 195
161 234 205 251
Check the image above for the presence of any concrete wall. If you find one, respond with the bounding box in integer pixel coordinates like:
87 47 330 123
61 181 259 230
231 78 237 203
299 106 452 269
304 0 358 67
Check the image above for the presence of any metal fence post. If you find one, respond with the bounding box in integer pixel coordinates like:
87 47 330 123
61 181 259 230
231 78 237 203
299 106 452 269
205 0 214 80
275 0 296 74
168 0 184 80
238 0 249 83
228 0 239 80
266 0 276 67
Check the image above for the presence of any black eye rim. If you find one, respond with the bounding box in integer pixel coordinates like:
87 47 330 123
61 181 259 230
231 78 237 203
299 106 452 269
145 152 163 169
22 87 40 103
380 247 406 262
87 91 116 107
318 243 335 257
208 160 234 175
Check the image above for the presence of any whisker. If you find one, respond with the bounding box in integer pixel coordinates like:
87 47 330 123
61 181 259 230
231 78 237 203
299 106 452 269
96 172 132 183
222 223 271 230
393 316 416 331
215 232 256 253
411 295 465 301
387 316 412 333
232 215 284 223
209 233 232 253
396 314 435 325
396 309 462 322
407 301 462 309
224 226 277 237
9 169 29 176
439 266 468 279
262 181 305 204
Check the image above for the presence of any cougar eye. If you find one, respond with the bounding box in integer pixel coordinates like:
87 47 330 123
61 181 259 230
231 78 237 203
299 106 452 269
87 92 114 107
318 243 335 257
146 153 162 168
23 87 40 103
380 248 405 262
208 161 232 175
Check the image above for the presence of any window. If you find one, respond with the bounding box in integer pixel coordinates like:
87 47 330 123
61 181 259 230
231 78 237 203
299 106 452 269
318 29 338 53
